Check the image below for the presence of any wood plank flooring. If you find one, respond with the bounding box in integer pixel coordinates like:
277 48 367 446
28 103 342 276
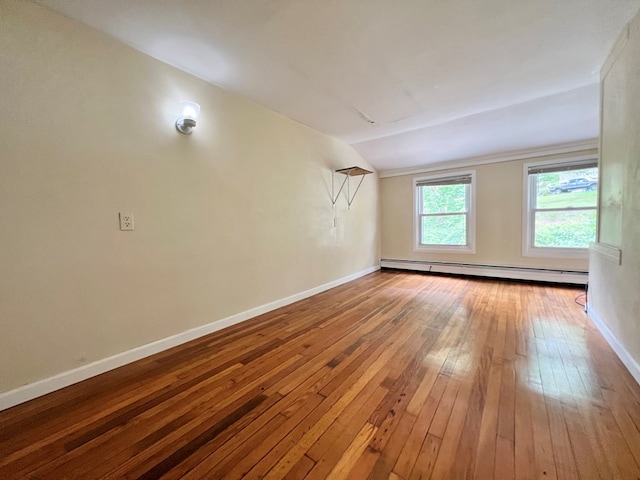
1 270 640 479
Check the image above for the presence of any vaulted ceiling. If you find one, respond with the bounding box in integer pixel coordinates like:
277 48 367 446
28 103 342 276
32 0 640 171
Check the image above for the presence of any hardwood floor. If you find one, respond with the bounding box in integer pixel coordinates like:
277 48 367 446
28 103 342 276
1 270 640 479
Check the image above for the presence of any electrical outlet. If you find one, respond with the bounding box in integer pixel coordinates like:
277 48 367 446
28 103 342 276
119 212 134 231
333 217 339 227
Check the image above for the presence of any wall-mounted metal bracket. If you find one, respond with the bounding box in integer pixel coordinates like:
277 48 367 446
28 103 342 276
331 166 373 209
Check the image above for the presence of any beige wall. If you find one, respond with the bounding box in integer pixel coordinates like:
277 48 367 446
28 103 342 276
0 2 379 394
381 157 592 270
589 9 640 368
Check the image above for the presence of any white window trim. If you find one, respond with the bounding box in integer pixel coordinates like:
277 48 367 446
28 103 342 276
522 157 597 259
413 170 476 254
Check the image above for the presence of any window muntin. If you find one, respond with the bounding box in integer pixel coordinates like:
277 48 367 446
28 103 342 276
415 172 474 252
525 159 598 256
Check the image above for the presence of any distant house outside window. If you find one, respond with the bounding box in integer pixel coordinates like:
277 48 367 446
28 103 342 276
523 158 598 258
414 171 476 253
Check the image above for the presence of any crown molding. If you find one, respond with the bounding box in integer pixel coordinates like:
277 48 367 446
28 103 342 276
378 139 599 178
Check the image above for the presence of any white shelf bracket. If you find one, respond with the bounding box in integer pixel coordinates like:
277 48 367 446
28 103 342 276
331 166 373 209
331 172 350 207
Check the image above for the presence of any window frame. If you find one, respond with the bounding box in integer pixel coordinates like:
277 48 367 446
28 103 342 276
413 170 476 254
522 156 598 259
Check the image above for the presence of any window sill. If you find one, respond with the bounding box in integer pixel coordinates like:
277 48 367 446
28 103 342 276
414 245 476 255
523 247 589 259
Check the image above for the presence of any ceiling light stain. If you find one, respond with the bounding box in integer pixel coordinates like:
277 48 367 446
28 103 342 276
354 108 377 125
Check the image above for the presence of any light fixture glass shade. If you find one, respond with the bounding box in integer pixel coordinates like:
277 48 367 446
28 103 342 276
180 101 200 121
176 101 200 134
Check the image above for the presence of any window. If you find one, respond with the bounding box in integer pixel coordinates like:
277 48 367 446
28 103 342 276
524 158 598 257
414 171 475 253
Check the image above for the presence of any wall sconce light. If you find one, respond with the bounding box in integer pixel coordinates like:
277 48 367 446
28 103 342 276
175 101 200 135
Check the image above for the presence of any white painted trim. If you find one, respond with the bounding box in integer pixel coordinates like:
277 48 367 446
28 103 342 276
589 242 622 265
380 259 588 284
601 22 630 79
0 265 380 411
588 306 640 386
379 140 599 178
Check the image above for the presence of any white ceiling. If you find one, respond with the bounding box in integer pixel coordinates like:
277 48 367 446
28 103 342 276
33 0 640 171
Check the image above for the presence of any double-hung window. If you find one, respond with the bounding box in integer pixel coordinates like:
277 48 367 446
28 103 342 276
524 158 598 257
414 171 475 253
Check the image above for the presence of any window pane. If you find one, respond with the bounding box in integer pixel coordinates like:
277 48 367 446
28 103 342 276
422 184 466 214
421 215 467 245
535 168 598 209
534 210 597 248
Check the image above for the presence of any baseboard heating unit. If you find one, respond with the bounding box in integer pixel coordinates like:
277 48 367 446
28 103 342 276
380 259 588 285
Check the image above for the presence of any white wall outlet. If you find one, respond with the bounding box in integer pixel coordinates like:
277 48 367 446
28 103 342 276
333 217 339 227
119 212 134 231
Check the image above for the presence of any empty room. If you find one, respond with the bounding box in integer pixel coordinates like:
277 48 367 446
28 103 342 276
1 1 640 479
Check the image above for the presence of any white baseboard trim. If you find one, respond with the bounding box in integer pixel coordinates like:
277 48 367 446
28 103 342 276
380 259 588 284
0 265 380 412
588 306 640 386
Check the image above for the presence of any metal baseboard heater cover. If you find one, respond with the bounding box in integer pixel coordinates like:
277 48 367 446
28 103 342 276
380 259 588 285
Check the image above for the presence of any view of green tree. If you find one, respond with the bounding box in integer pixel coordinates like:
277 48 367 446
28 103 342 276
422 185 466 213
537 172 561 187
421 215 466 245
534 210 596 248
419 184 468 245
